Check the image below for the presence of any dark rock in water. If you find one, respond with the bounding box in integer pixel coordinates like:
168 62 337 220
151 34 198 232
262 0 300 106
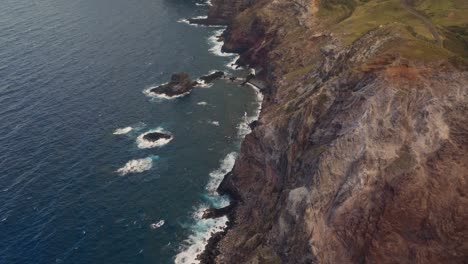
199 71 225 84
202 204 235 219
150 72 194 97
143 132 172 142
249 120 260 130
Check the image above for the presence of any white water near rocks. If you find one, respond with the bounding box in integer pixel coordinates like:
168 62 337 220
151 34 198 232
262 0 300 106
116 156 158 176
174 28 264 261
136 128 173 149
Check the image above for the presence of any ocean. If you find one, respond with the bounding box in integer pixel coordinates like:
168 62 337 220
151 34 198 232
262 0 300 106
0 0 260 263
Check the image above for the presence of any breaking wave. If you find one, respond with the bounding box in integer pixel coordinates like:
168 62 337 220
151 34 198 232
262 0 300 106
174 153 236 264
237 83 264 138
208 29 234 57
113 126 133 135
143 85 191 100
116 156 159 176
209 120 219 126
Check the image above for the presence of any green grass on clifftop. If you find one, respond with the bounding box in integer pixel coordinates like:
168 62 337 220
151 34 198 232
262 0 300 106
318 0 468 61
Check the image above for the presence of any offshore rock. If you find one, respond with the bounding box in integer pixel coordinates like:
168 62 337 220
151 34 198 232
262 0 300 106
142 132 171 142
199 71 225 83
150 73 195 97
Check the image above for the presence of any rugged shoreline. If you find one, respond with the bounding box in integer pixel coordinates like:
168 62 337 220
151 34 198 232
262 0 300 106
193 12 269 264
197 0 468 263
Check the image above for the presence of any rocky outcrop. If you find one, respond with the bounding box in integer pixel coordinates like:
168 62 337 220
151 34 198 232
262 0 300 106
199 71 225 84
142 132 171 142
150 73 196 97
203 0 468 263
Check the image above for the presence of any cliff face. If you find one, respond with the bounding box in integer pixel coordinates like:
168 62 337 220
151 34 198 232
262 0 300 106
209 0 468 263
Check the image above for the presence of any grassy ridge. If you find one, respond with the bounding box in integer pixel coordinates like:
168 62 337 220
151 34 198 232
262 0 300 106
317 0 468 61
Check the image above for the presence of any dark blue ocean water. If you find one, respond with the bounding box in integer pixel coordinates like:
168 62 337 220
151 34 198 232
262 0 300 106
0 0 259 263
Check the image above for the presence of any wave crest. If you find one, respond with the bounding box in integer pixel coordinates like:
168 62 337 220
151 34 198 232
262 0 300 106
174 153 236 264
116 157 157 176
113 126 133 135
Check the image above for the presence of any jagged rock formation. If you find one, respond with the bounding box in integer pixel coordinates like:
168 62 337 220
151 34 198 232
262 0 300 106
204 0 468 263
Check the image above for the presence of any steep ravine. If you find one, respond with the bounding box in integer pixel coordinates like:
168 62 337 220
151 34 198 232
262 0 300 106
201 0 468 263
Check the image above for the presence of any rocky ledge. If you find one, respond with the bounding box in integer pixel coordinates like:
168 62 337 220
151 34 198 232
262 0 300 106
201 0 468 263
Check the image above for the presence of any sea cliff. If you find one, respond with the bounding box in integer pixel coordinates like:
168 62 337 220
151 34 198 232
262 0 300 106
202 0 468 263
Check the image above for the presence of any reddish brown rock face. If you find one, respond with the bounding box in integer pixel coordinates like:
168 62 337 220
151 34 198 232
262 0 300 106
203 0 468 263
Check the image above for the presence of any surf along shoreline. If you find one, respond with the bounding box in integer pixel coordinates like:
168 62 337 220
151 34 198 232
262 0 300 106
173 7 267 264
178 13 267 264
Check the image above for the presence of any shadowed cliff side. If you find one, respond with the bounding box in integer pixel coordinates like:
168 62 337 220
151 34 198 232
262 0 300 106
205 0 468 263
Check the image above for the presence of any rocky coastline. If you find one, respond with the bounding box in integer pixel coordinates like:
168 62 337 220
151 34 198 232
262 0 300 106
196 0 468 263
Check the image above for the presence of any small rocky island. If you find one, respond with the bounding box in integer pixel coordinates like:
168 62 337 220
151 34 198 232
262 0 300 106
149 73 197 97
142 131 172 142
149 71 227 97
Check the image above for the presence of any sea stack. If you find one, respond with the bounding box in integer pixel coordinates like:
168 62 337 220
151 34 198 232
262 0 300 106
150 72 195 97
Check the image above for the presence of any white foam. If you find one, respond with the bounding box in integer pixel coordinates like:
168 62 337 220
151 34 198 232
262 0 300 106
226 55 242 70
177 18 191 25
237 82 264 138
195 0 212 6
136 128 173 149
174 153 236 264
113 126 133 135
177 19 224 28
143 85 191 100
197 101 208 106
209 121 220 126
116 157 155 176
206 152 237 194
177 16 207 26
194 79 213 88
208 29 236 57
177 15 224 28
